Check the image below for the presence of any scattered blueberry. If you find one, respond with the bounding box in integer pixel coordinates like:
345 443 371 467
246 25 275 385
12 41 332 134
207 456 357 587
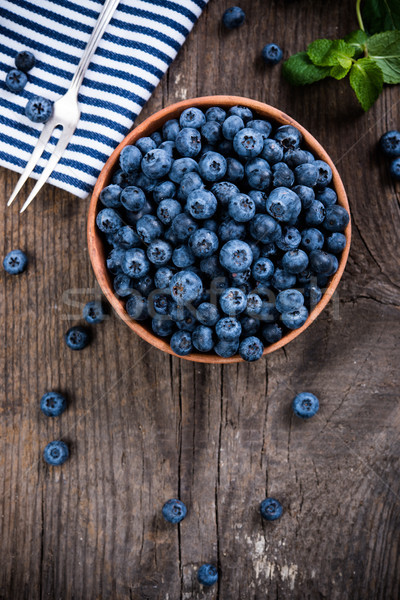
25 96 53 123
3 249 27 274
6 69 27 92
222 6 245 29
162 498 187 523
83 301 105 324
197 563 218 587
65 326 90 350
260 497 283 521
40 392 67 417
390 157 400 181
262 43 283 65
15 50 36 72
43 441 69 466
380 130 400 158
292 391 319 418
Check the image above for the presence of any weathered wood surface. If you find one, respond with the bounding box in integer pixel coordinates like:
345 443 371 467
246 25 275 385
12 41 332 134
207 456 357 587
1 0 400 598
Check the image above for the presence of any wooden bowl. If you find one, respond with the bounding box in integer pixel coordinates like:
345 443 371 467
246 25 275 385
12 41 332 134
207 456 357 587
87 95 351 363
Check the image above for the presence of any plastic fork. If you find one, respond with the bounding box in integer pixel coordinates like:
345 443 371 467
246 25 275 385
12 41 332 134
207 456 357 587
8 0 121 213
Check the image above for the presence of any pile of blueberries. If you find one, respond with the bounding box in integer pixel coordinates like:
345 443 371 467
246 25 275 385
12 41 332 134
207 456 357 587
96 104 349 361
380 130 400 181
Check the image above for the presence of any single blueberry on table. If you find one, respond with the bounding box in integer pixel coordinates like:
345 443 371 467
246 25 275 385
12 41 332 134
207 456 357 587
281 305 309 329
175 127 202 157
272 162 295 188
245 158 272 191
206 106 226 123
6 69 27 92
170 330 193 356
157 199 181 225
262 43 283 65
198 151 227 182
172 245 195 268
301 228 324 252
233 128 264 158
170 270 203 304
3 249 27 275
83 300 105 324
147 239 173 266
192 325 214 352
219 240 253 273
186 188 218 220
126 293 148 320
292 392 319 419
96 208 122 233
276 289 304 313
25 96 53 123
15 50 36 72
380 130 400 158
222 115 245 140
120 145 142 174
141 148 172 179
43 441 69 466
220 287 247 316
215 338 239 358
323 205 350 232
239 336 264 361
222 5 245 28
274 125 302 151
266 187 302 223
100 184 122 208
121 186 146 212
260 497 283 521
261 139 284 164
169 157 198 183
197 563 218 587
162 498 187 523
40 392 67 417
65 326 90 350
216 316 242 341
229 193 256 223
262 323 283 344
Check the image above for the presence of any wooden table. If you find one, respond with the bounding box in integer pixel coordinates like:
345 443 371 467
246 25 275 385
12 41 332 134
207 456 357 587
1 1 399 598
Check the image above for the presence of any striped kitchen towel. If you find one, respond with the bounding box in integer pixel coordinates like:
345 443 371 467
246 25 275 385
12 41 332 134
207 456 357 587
0 0 208 199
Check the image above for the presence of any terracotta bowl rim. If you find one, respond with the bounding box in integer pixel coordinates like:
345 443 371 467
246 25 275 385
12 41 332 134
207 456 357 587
87 95 351 363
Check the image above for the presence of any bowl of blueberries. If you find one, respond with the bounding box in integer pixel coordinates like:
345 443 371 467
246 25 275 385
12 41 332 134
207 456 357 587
87 96 351 363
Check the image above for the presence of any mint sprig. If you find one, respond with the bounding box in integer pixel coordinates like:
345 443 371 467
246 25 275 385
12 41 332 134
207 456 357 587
282 0 400 112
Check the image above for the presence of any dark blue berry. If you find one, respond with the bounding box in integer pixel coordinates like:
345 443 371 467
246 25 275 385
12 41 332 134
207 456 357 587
65 326 90 350
15 50 36 72
215 339 239 358
6 69 27 92
249 214 281 243
186 189 217 219
153 180 176 203
261 139 284 164
134 275 155 297
294 163 318 187
239 336 264 361
304 200 326 226
172 213 198 241
303 282 322 308
314 160 332 189
292 392 319 418
262 43 283 65
3 249 27 274
147 240 173 266
216 316 242 340
252 257 274 282
229 193 256 222
240 315 260 336
170 270 203 303
272 268 296 290
262 323 283 344
233 128 264 158
96 208 122 233
136 214 163 243
152 315 174 337
292 185 315 209
175 127 202 157
135 137 156 154
157 199 181 225
162 498 187 523
126 293 148 320
43 441 69 466
222 115 244 140
196 302 220 326
281 305 308 329
206 106 226 123
276 226 301 251
246 158 272 191
141 149 172 179
40 392 67 417
212 181 239 207
122 248 150 279
179 107 205 129
83 300 105 324
220 240 253 272
201 120 222 144
114 274 133 297
198 564 218 587
198 151 227 182
326 232 346 254
220 287 247 315
282 249 309 274
154 267 174 289
276 289 304 313
272 162 295 188
178 171 204 200
301 228 324 252
284 148 314 168
316 187 337 207
274 125 302 150
189 229 219 258
192 325 214 352
309 250 338 275
121 186 146 212
25 96 53 123
222 6 245 28
323 205 350 232
170 330 193 356
151 131 162 146
380 130 400 158
169 157 198 183
260 497 283 521
100 184 122 208
229 105 253 122
247 119 272 140
172 245 195 268
162 119 180 141
266 187 301 223
120 145 142 174
226 157 244 183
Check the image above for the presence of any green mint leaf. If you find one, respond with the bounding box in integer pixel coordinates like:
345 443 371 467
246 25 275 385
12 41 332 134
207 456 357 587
330 63 352 80
349 57 384 111
366 30 400 84
282 52 331 86
307 39 355 67
344 29 368 58
361 0 400 34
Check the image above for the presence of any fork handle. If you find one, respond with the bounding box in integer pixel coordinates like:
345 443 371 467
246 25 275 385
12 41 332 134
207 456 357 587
69 0 121 95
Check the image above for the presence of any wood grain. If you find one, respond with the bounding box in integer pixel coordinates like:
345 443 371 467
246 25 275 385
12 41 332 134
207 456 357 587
1 0 400 598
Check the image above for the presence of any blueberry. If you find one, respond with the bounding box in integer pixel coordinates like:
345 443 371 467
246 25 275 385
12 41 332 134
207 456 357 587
246 292 262 315
222 6 245 28
126 293 148 320
189 228 219 258
198 151 227 182
275 289 304 313
301 228 324 252
133 172 157 193
96 208 122 233
276 226 301 251
261 139 284 164
323 205 350 232
136 214 163 243
266 187 301 222
175 312 198 332
274 125 302 150
294 163 319 187
170 330 193 356
239 336 264 361
178 172 204 200
216 317 242 340
316 187 337 207
281 305 308 329
262 43 283 65
260 242 276 258
179 107 205 129
162 498 187 523
170 270 203 304
6 69 27 92
247 119 272 140
192 325 214 352
149 292 170 316
114 274 133 297
309 250 338 275
121 186 146 212
229 105 253 123
83 300 105 324
215 339 239 358
200 255 225 279
201 120 222 144
3 249 27 274
151 131 162 146
326 232 346 254
162 119 180 141
112 169 137 188
303 282 322 308
218 218 246 242
65 326 90 350
284 148 314 168
15 50 36 72
314 160 332 189
211 181 239 206
231 269 251 286
222 115 244 140
100 184 122 208
245 158 272 191
292 391 319 418
249 214 281 243
240 315 260 336
225 157 244 183
220 240 253 273
43 441 69 466
272 162 295 188
248 190 267 214
157 199 181 225
40 392 67 417
175 127 202 157
135 136 156 154
196 302 220 326
282 249 309 274
152 315 174 337
186 189 217 219
304 200 326 226
220 287 247 316
141 148 172 179
120 145 142 174
206 106 227 123
159 140 176 156
272 268 297 290
292 185 315 209
122 248 150 279
233 128 264 158
260 497 283 521
218 138 234 156
380 130 400 157
169 157 198 183
259 301 279 322
172 245 195 268
154 267 174 289
228 193 256 222
262 323 283 344
134 275 155 296
25 96 53 123
252 257 274 282
147 239 173 266
172 213 198 241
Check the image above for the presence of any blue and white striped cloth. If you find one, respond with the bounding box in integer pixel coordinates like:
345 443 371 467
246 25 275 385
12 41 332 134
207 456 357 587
0 0 208 198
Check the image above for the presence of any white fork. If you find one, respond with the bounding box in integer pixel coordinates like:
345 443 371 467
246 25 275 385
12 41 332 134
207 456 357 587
8 0 121 213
